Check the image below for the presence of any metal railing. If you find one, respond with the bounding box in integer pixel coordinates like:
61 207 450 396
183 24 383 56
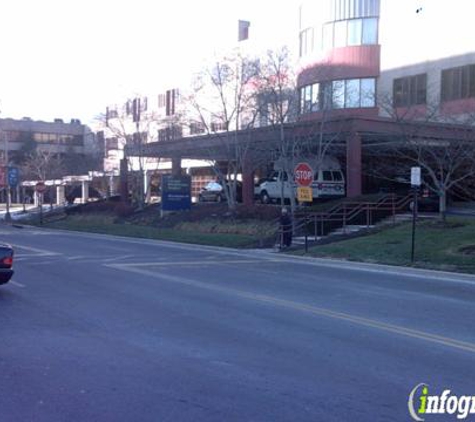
293 193 414 242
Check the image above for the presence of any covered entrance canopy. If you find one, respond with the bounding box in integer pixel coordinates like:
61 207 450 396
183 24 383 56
125 116 475 205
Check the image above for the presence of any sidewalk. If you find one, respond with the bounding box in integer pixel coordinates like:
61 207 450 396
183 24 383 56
0 204 61 221
448 202 475 217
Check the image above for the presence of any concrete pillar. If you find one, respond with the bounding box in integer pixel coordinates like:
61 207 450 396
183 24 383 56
109 174 115 197
81 181 89 203
242 160 255 207
120 158 129 203
34 192 39 207
171 157 182 176
56 185 65 205
346 132 362 198
144 171 151 204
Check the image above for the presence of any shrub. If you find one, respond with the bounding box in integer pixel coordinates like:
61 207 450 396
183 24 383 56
114 202 135 218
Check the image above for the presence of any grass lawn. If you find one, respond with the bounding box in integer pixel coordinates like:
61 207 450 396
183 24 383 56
300 217 475 274
38 213 270 248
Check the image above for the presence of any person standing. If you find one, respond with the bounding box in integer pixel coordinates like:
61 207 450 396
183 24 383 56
280 208 292 248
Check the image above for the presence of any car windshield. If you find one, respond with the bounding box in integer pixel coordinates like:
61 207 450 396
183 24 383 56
204 182 222 191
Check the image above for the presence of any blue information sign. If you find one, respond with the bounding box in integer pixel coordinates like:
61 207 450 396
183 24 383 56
8 167 20 187
161 175 192 211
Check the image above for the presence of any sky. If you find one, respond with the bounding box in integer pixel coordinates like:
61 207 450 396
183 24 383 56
0 0 297 125
0 0 473 126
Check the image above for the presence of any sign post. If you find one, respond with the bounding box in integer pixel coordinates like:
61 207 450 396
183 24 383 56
294 162 314 203
36 182 46 225
410 167 421 263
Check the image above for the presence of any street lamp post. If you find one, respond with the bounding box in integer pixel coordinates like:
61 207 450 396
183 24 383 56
3 130 11 222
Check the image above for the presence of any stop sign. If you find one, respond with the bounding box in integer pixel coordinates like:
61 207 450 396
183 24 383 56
294 162 314 187
36 181 46 193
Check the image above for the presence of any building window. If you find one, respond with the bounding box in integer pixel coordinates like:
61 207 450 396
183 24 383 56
362 17 378 44
210 121 228 132
158 94 166 108
106 107 118 120
393 74 427 107
332 80 345 108
165 89 180 116
441 64 475 102
189 122 205 135
300 77 376 114
300 83 320 113
323 23 334 51
299 27 314 57
360 78 376 107
345 79 361 108
33 133 59 143
323 17 378 50
333 20 347 48
158 126 182 142
347 19 363 46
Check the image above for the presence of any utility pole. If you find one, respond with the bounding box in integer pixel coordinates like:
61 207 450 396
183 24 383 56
3 130 11 222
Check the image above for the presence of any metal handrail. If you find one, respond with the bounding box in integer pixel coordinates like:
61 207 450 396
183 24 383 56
294 193 413 240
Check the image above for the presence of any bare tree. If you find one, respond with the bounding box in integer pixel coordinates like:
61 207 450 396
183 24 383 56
21 147 64 181
256 52 347 215
97 100 162 208
375 97 475 221
185 50 261 211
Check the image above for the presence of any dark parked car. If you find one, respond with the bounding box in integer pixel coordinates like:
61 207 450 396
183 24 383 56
198 181 242 203
409 189 440 212
66 186 103 205
0 244 14 285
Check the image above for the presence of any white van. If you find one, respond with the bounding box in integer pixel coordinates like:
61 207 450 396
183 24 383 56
255 157 345 204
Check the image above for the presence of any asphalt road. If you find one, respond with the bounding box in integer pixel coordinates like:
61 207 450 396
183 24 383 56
1 224 475 421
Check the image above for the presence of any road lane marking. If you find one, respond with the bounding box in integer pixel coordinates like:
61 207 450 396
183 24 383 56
113 259 278 268
106 263 475 354
9 244 62 257
10 280 25 288
21 227 475 285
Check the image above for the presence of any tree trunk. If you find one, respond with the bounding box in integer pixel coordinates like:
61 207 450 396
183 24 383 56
439 191 447 223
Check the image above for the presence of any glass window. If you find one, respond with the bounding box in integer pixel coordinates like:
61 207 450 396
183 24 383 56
334 20 347 48
461 66 471 98
322 171 333 181
332 80 345 109
321 83 333 109
361 78 376 107
362 18 378 45
345 79 361 108
304 85 312 112
347 19 362 46
323 23 334 51
470 65 475 97
441 65 475 101
332 171 343 181
416 74 427 104
393 78 404 107
311 83 320 112
281 172 288 182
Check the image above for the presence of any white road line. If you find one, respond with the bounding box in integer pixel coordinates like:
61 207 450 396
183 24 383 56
105 263 475 354
18 226 475 284
9 244 61 257
10 280 25 288
103 255 136 263
110 259 278 268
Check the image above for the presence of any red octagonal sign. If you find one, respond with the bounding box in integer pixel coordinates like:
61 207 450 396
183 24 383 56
36 181 46 193
294 162 314 187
